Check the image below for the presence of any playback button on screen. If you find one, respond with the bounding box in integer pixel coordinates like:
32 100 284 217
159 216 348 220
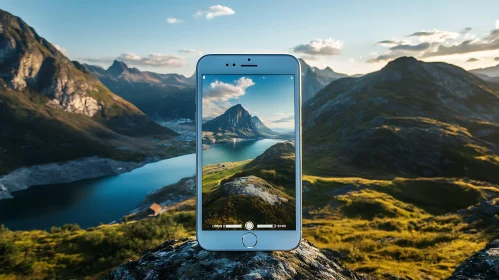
245 221 254 230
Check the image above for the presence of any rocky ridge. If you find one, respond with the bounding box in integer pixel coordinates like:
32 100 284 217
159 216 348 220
302 57 499 181
85 60 196 119
220 176 289 205
0 9 103 116
449 240 499 279
105 239 365 280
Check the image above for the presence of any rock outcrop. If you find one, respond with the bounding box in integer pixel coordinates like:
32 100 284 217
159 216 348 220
449 240 499 280
220 176 288 205
105 239 365 280
0 9 177 177
0 9 103 117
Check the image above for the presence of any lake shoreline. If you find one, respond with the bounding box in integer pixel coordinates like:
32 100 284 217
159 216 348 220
0 156 166 200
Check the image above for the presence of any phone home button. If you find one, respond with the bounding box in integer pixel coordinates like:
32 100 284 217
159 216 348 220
242 232 257 248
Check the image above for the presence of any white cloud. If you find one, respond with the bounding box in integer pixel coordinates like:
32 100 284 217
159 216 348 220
179 49 203 55
407 30 459 43
293 38 343 56
54 44 69 56
195 5 235 20
270 115 294 123
166 17 182 24
496 20 499 29
369 21 499 63
116 53 187 67
376 39 411 47
460 27 472 35
204 77 254 101
202 77 254 118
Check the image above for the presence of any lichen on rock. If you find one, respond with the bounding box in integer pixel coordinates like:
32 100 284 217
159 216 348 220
449 240 499 280
105 239 365 280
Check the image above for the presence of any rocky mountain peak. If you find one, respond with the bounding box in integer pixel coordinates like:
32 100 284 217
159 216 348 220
203 104 277 138
380 56 424 73
0 9 105 117
324 66 334 72
251 115 266 129
228 103 245 112
107 60 129 76
105 239 365 280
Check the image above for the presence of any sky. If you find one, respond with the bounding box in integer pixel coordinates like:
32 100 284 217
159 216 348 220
2 1 499 76
202 75 295 129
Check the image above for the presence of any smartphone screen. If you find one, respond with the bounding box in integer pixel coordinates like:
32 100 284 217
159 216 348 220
201 74 296 231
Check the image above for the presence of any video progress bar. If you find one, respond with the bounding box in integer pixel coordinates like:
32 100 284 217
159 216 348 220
224 224 242 228
256 224 275 229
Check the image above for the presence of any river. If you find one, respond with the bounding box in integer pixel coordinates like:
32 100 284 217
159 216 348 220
0 139 282 230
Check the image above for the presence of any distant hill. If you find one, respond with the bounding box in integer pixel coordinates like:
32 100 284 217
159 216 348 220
470 64 499 78
299 58 348 102
0 9 176 175
84 60 196 120
303 56 499 183
202 104 278 143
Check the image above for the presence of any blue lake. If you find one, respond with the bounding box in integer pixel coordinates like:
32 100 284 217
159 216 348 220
0 139 281 230
203 139 283 166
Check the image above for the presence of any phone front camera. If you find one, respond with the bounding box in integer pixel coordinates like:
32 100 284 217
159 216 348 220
233 63 236 66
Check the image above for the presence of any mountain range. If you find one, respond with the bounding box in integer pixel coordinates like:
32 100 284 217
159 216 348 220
470 64 499 78
0 9 176 175
299 58 349 102
202 104 278 143
303 56 499 183
84 60 196 119
470 64 499 83
81 58 348 121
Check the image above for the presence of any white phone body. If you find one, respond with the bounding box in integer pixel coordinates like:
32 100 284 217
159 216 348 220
196 54 302 251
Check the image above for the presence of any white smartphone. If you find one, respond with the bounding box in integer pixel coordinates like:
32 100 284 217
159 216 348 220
196 54 302 251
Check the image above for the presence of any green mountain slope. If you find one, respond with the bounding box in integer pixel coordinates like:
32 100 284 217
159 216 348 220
303 57 499 183
202 142 296 230
0 9 177 174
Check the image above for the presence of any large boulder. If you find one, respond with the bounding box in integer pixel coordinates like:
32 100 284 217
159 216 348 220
449 240 499 279
105 239 365 280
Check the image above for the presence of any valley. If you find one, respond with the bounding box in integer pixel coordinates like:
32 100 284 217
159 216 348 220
1 7 499 280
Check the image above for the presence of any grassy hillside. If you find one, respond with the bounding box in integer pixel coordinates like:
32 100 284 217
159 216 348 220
302 58 499 183
0 211 195 280
1 173 498 279
0 83 191 175
302 175 499 279
201 142 296 230
0 9 181 175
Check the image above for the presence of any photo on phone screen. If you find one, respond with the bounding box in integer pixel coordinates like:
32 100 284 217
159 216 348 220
201 74 296 231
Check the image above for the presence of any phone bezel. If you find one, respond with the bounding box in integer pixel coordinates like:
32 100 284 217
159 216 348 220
196 54 302 251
